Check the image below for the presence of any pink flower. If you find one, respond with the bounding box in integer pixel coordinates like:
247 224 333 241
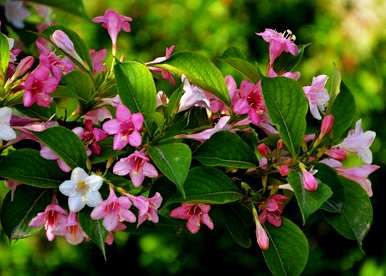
29 202 67 241
336 119 376 164
147 45 176 85
325 148 346 161
91 188 136 232
257 29 298 66
277 165 289 176
4 0 31 29
303 75 330 120
258 143 271 157
51 30 85 67
178 75 210 112
102 104 144 150
93 9 132 52
301 167 318 192
40 145 71 172
259 194 287 227
170 203 214 234
253 208 269 250
105 222 126 245
64 212 87 245
267 67 300 80
175 116 230 142
129 193 163 226
12 56 34 79
90 48 107 74
320 114 334 137
84 107 112 124
113 151 158 187
23 65 59 107
73 119 108 156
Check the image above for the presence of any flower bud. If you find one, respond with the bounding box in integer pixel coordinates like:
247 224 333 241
13 56 34 79
320 114 334 137
276 139 284 150
258 143 270 157
51 30 86 68
301 169 318 192
253 208 269 250
278 165 289 176
326 148 347 160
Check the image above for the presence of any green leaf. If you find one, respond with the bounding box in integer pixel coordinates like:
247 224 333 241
327 64 342 112
262 77 308 157
28 0 87 18
194 131 257 168
42 26 92 70
79 209 108 260
53 71 94 101
331 82 356 141
220 47 262 82
273 43 311 73
148 143 192 197
172 166 242 204
323 177 372 249
0 186 51 239
115 61 157 127
16 105 55 120
154 52 230 105
165 85 183 120
263 218 309 276
0 33 10 75
33 126 87 169
0 149 66 188
288 171 333 224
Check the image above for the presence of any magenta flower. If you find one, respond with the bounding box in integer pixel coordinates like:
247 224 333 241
336 119 376 164
277 165 289 177
40 145 71 172
303 75 330 120
257 29 298 66
113 151 158 187
170 203 214 234
129 192 163 226
91 188 136 231
29 202 67 241
301 167 318 192
64 212 87 245
147 45 176 85
89 48 107 74
102 104 144 150
93 9 133 53
73 119 108 156
259 194 288 227
320 114 334 137
23 65 59 107
84 107 112 124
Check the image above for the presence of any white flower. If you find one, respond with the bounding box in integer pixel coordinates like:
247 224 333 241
59 167 103 212
4 0 31 29
178 75 210 112
0 107 17 142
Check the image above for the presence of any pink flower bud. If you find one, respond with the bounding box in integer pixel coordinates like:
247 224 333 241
278 165 289 176
51 30 84 66
326 148 347 160
258 143 270 157
277 139 284 150
320 115 334 136
301 169 318 192
14 56 34 78
256 222 269 250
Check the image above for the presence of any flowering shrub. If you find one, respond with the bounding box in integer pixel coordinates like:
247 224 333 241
0 2 379 275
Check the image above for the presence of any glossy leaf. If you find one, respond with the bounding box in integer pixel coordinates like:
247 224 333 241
0 33 9 75
29 0 87 17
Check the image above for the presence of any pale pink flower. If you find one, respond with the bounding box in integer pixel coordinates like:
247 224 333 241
29 202 67 241
89 48 107 74
256 29 298 66
170 203 214 234
336 119 376 164
91 188 136 231
84 107 112 124
64 212 87 245
259 194 287 227
73 119 108 156
105 222 126 245
102 104 144 150
303 75 330 120
40 145 71 172
129 192 163 226
93 9 132 51
325 148 347 161
301 167 318 192
147 45 176 85
253 209 269 250
4 0 30 29
113 151 158 187
156 91 169 107
178 75 210 112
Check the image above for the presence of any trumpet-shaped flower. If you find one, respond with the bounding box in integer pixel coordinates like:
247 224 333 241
73 119 108 156
89 48 107 74
301 167 318 192
64 212 87 245
147 45 176 85
178 75 210 112
129 192 162 226
59 167 103 212
102 104 144 150
113 151 158 187
259 194 288 227
91 188 136 231
170 203 214 234
303 75 330 120
0 107 17 142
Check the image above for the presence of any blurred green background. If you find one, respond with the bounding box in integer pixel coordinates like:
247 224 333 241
1 0 386 275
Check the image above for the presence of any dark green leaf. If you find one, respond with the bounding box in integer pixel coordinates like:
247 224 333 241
148 143 192 197
53 71 94 101
0 149 66 188
263 218 309 276
28 0 87 17
16 104 55 120
288 171 333 224
262 77 308 157
33 126 87 169
165 85 183 120
273 43 310 73
1 186 51 239
154 52 230 105
194 131 257 168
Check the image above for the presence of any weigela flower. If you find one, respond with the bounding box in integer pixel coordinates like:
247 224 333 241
277 165 289 177
29 201 67 241
73 119 108 156
12 56 34 79
102 104 144 150
129 192 162 226
84 108 112 125
91 188 136 231
4 0 30 29
59 167 103 212
113 151 158 187
156 91 169 107
105 222 126 245
64 212 87 245
93 9 132 51
325 148 347 161
253 208 269 250
40 145 71 172
147 45 176 85
301 167 318 192
178 75 210 112
0 107 17 143
51 30 85 67
170 203 214 234
89 48 107 74
259 194 288 227
267 67 300 80
336 119 376 164
303 75 330 120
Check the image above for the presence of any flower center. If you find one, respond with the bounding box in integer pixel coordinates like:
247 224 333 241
76 180 88 194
